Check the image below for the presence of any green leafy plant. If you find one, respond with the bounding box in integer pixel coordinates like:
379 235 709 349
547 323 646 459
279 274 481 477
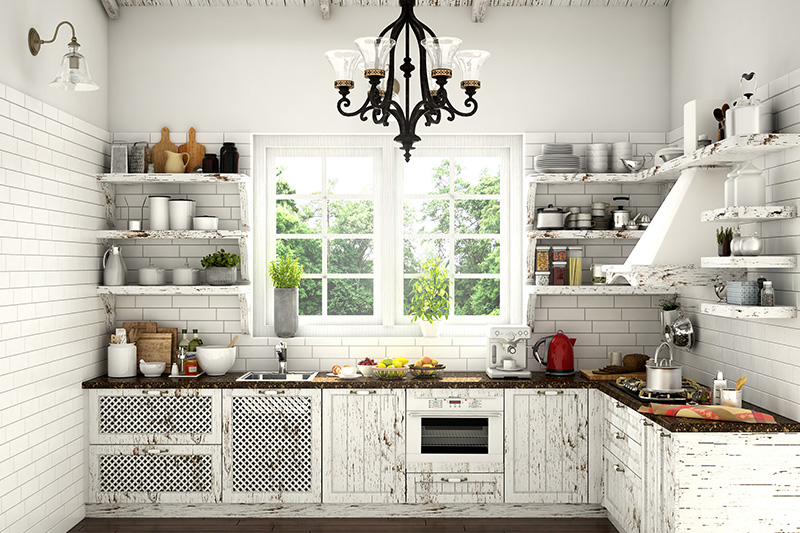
409 258 451 324
269 254 303 289
658 295 681 311
200 249 241 268
716 226 735 244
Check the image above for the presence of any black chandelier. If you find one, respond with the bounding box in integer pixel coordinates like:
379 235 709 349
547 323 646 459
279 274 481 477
325 0 490 161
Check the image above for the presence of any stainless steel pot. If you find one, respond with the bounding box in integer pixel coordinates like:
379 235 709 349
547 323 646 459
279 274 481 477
611 196 631 230
536 204 569 230
646 342 682 393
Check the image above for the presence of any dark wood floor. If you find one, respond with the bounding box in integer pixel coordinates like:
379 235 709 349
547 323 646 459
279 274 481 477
69 517 619 532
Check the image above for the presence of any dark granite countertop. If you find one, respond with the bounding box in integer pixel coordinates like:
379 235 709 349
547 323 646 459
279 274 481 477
82 371 800 433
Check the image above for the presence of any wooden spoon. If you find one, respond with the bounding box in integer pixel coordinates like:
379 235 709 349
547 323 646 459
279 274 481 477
227 335 239 348
713 108 725 125
736 376 747 391
110 334 121 344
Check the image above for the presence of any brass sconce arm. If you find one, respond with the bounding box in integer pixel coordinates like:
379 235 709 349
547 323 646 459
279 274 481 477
29 21 79 56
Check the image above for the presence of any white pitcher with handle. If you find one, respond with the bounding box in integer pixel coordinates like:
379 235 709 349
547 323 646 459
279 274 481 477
103 246 127 286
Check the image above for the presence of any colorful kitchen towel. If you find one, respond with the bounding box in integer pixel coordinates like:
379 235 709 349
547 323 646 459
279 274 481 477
638 404 777 424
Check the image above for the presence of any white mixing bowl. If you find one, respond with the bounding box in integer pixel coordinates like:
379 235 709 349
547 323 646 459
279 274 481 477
196 346 237 376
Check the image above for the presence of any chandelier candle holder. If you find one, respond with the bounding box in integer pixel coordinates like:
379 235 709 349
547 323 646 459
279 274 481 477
325 0 489 161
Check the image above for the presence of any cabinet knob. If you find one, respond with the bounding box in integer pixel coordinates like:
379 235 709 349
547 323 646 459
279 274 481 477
613 464 625 473
350 390 377 395
642 420 654 427
146 448 169 454
441 477 469 483
615 402 625 409
142 390 167 396
537 390 565 395
614 432 626 440
660 431 671 438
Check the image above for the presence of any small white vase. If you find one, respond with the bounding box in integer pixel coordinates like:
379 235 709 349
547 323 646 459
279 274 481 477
419 320 442 338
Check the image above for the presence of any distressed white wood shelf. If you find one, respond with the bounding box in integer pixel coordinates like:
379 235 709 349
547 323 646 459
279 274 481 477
701 302 797 319
700 256 797 269
604 264 746 288
527 134 800 184
700 205 796 223
97 229 248 240
97 285 251 334
526 229 643 239
524 284 677 295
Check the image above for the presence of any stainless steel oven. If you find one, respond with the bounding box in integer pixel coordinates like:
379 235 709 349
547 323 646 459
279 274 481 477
406 390 504 473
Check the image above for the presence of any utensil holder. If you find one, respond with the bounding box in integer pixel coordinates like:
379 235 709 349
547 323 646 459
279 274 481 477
720 388 742 408
108 344 137 378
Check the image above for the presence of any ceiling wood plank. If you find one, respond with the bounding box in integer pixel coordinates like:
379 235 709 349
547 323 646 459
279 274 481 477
100 0 120 18
472 0 489 22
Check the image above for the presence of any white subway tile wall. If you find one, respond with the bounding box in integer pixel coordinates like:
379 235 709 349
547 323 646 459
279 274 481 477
673 67 800 421
0 83 109 533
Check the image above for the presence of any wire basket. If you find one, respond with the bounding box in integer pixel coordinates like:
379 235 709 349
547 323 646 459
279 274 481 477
373 366 408 380
409 364 446 379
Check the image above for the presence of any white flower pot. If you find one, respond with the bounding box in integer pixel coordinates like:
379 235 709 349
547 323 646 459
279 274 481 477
419 320 442 338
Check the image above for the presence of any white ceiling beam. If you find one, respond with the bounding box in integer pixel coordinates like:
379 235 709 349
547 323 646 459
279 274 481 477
320 0 331 20
472 0 489 22
99 0 120 19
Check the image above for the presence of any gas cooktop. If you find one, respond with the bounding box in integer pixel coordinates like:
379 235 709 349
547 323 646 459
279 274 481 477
613 377 704 404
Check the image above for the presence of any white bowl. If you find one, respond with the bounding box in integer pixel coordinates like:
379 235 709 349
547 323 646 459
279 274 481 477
357 364 376 377
139 361 165 377
196 346 237 376
193 216 219 231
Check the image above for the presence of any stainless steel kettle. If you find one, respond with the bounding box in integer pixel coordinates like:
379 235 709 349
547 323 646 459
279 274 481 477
536 204 569 230
611 196 631 230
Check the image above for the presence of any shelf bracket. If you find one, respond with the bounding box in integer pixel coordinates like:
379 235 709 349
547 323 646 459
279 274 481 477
101 183 116 229
100 293 116 333
238 181 251 230
239 292 252 334
238 235 251 282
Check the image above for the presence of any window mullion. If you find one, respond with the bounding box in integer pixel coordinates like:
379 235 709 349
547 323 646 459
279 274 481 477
321 155 328 318
448 157 456 319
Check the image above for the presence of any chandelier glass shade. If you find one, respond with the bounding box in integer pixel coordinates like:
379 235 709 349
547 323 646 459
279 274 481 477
324 0 489 161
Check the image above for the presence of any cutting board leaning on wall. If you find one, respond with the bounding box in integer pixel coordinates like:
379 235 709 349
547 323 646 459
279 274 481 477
179 127 206 173
151 127 178 173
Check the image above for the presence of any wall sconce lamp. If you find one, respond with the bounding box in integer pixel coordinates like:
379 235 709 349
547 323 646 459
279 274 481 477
28 21 99 92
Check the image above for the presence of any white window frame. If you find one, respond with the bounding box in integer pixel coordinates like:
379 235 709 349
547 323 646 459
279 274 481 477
253 134 523 338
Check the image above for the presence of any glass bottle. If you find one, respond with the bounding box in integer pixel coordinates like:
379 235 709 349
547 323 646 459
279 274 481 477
178 329 190 373
220 142 239 173
760 281 775 307
188 329 203 355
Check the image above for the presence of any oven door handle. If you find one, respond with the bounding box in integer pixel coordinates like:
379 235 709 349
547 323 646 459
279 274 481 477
406 411 503 417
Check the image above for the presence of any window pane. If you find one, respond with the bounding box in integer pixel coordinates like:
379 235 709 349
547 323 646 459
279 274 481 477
403 239 448 274
454 199 500 233
404 199 449 235
329 239 374 274
454 279 500 316
403 157 450 195
299 278 322 316
328 200 374 234
275 157 322 195
328 157 373 194
328 279 374 315
453 157 501 194
455 239 500 274
276 199 322 234
276 238 322 274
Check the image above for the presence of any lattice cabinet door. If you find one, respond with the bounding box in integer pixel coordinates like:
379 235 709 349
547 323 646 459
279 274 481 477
322 389 406 503
222 389 322 503
88 445 222 503
88 389 221 445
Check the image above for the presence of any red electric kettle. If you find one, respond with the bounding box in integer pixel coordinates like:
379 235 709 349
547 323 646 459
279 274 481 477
532 330 576 376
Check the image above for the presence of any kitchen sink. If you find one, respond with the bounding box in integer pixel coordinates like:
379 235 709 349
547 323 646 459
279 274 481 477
237 371 318 382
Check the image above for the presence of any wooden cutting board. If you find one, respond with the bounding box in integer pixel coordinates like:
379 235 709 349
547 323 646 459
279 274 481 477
151 127 178 173
136 332 173 371
581 369 646 381
158 327 178 362
178 127 205 173
123 321 158 343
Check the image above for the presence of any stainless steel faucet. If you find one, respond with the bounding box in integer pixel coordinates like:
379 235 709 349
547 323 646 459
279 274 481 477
276 342 287 374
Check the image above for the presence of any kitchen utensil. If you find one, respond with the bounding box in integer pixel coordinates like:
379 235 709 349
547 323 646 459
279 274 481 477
164 150 191 173
110 141 128 173
169 198 194 230
193 215 219 230
736 376 747 391
151 127 178 173
110 334 121 344
639 214 651 228
148 195 171 230
714 280 727 302
536 204 569 230
646 342 682 393
611 142 633 172
624 223 639 231
734 162 766 206
136 333 173 369
138 262 166 286
655 146 684 163
178 127 206 173
227 335 239 348
128 141 148 173
196 345 237 376
619 153 653 173
108 344 137 378
532 330 576 376
102 246 127 286
730 232 743 256
720 388 743 408
123 321 158 341
669 315 695 349
611 197 631 229
124 198 143 231
740 233 763 256
713 107 726 140
139 360 166 377
728 72 773 136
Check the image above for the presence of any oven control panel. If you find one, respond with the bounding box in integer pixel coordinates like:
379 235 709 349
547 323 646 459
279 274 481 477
426 398 485 409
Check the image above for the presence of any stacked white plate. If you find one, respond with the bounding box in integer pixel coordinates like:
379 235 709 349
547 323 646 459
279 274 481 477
535 143 579 173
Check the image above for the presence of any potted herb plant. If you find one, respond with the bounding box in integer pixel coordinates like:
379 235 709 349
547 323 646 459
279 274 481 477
201 249 241 286
269 253 303 338
658 295 682 338
717 226 733 257
409 258 451 337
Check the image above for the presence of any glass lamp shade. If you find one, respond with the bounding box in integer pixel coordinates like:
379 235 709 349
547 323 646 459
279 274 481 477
354 37 396 74
421 37 462 73
325 49 362 88
455 50 490 89
49 43 98 92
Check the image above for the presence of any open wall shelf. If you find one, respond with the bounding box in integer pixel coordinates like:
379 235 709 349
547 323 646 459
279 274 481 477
700 256 797 269
700 206 796 223
701 302 797 319
526 229 644 240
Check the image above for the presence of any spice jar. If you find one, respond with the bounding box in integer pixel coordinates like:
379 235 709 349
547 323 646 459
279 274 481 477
760 281 775 307
535 271 550 286
552 261 567 286
591 263 606 285
184 358 199 375
536 246 551 272
551 246 567 262
568 247 583 286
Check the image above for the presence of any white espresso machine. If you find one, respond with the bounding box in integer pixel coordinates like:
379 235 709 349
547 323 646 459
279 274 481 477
486 325 532 379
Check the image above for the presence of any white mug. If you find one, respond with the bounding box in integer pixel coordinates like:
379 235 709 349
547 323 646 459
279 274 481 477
502 359 516 370
609 351 623 366
720 389 743 408
341 365 356 376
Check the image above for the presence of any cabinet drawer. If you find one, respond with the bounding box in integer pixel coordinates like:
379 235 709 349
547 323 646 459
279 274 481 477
604 396 642 445
88 444 222 503
603 447 643 533
604 419 642 477
407 473 503 504
88 389 221 445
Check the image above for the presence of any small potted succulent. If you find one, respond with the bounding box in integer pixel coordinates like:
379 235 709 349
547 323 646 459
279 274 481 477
269 253 303 338
201 249 241 286
658 295 682 339
716 226 733 257
409 258 451 337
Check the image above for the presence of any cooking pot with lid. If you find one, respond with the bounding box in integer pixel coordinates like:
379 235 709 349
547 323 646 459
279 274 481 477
646 342 683 393
536 204 569 230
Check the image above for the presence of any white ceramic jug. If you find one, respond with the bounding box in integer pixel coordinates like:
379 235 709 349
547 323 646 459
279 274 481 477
102 246 127 286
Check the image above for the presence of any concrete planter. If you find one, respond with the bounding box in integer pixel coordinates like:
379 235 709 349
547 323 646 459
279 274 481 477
274 288 299 338
205 266 237 286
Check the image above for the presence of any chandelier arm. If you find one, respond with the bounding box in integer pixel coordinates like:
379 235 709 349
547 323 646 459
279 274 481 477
336 94 374 121
439 91 479 119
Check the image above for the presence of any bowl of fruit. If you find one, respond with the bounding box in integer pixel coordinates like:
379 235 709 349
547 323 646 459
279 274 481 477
374 357 409 380
357 358 377 377
409 356 446 379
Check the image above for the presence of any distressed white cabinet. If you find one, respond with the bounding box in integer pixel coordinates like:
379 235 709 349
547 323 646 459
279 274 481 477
504 389 588 503
222 389 322 503
407 473 503 504
88 444 222 503
88 389 221 445
642 422 675 533
322 389 405 503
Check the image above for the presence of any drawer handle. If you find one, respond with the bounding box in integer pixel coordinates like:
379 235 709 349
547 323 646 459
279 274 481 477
146 448 169 454
441 477 469 483
642 420 654 427
142 390 167 396
257 390 285 395
537 390 565 395
613 464 625 473
660 431 671 438
350 390 377 395
614 432 626 440
615 402 625 409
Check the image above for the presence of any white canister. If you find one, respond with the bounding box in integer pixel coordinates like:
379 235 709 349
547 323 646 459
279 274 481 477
733 162 766 207
193 215 219 231
724 167 738 208
108 344 137 378
138 263 166 286
148 195 171 230
173 262 201 285
169 199 195 230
